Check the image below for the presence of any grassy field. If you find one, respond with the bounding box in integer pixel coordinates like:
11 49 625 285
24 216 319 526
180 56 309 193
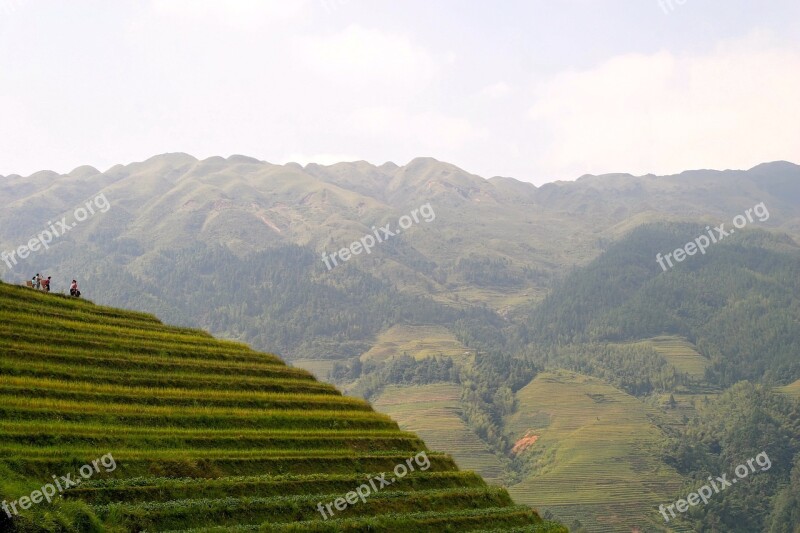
609 336 719 427
373 384 506 484
611 336 710 381
645 336 710 380
359 325 472 362
0 282 564 532
431 287 549 316
777 379 800 398
506 370 686 533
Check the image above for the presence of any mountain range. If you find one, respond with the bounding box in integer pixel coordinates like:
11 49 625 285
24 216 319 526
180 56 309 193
2 155 800 532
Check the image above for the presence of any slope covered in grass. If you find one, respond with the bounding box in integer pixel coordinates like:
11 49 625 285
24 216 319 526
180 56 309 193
373 384 505 484
778 379 800 399
0 282 563 532
506 370 683 532
639 336 710 380
360 325 471 363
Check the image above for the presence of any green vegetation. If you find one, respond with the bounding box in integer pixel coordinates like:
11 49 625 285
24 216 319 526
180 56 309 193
777 379 800 399
344 223 800 531
374 384 506 484
65 241 504 364
0 282 563 532
505 370 684 533
359 325 471 363
644 336 711 380
4 156 800 531
508 224 800 531
662 383 800 532
523 224 800 387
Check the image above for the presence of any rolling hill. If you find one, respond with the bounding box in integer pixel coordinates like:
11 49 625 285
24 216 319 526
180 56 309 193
523 223 800 386
505 370 684 533
0 281 564 532
373 384 506 485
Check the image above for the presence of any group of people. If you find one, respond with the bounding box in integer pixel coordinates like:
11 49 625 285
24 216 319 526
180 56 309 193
31 274 81 297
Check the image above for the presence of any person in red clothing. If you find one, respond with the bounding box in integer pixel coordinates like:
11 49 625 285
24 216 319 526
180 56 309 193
41 276 51 292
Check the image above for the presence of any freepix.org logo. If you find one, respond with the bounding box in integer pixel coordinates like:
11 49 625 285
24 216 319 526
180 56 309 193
656 202 769 272
316 451 431 520
321 203 435 271
658 451 772 522
1 193 111 270
2 453 116 518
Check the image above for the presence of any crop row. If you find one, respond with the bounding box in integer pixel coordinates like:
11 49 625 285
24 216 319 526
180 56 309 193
6 453 459 481
0 421 416 440
0 358 330 393
0 346 306 379
0 311 257 354
0 432 424 454
158 506 553 533
0 298 208 337
0 376 369 410
67 471 483 504
93 487 512 531
0 325 280 365
0 402 400 433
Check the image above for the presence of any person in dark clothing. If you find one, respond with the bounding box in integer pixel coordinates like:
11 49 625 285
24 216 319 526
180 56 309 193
70 280 80 298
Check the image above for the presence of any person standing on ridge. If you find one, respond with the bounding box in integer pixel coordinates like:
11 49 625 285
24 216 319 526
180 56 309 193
41 276 51 292
70 280 80 298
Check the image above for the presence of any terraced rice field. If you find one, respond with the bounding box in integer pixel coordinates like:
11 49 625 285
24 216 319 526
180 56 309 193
0 282 563 532
642 336 710 380
778 379 800 399
373 384 505 484
506 370 684 533
619 336 719 427
360 325 471 362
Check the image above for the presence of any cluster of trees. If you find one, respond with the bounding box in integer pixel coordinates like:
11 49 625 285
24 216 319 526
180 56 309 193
663 383 800 532
451 256 539 289
459 351 539 454
522 224 800 387
341 347 540 470
91 242 500 361
520 342 693 396
339 354 460 399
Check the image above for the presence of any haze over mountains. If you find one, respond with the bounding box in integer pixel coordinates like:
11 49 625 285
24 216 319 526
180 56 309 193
2 154 799 317
2 155 800 531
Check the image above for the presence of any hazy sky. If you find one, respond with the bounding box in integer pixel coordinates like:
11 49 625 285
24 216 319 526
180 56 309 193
1 0 799 184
